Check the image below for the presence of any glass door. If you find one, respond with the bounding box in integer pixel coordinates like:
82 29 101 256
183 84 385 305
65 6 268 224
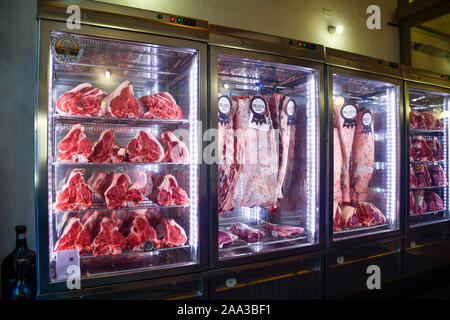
45 29 201 282
211 48 321 263
407 84 450 227
331 71 401 241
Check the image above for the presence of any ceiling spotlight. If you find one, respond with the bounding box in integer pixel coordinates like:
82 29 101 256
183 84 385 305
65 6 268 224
328 25 344 34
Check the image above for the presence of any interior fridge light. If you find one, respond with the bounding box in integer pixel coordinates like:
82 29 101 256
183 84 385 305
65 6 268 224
386 87 398 227
306 72 317 242
104 69 111 79
189 56 199 249
445 97 450 215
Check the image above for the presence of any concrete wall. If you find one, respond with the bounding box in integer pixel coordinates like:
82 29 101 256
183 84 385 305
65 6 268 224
96 0 401 62
0 0 37 289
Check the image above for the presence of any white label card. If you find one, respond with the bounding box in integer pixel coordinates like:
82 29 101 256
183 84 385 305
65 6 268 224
55 248 80 281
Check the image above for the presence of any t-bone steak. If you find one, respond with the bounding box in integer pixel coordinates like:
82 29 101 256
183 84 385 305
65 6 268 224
56 83 107 117
54 217 83 251
87 171 113 201
161 131 189 163
104 173 143 209
88 129 115 163
54 169 93 211
57 124 92 163
139 92 184 119
127 130 164 163
92 217 126 256
104 81 140 118
150 174 189 206
120 213 159 251
156 218 187 248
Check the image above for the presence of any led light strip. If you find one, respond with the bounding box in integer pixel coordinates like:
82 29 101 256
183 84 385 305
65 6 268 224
188 56 199 249
306 72 317 242
445 96 449 218
386 87 398 227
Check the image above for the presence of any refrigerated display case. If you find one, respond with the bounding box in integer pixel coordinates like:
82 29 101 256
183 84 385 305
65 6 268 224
404 65 450 277
35 2 207 296
209 25 325 268
327 49 403 245
325 48 403 297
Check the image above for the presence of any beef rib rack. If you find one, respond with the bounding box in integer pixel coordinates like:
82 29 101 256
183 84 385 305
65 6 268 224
104 81 141 118
161 131 189 163
104 173 143 209
140 92 184 119
88 129 115 163
127 130 164 163
156 218 187 248
57 124 92 163
56 83 107 117
54 169 93 211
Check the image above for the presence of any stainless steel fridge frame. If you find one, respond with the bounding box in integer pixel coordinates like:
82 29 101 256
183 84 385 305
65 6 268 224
208 25 326 269
404 65 450 232
325 48 405 248
35 1 208 296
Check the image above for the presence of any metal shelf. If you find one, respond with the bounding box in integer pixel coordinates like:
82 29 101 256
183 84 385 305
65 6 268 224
79 244 190 259
53 114 189 126
410 209 446 216
410 185 448 190
53 162 190 167
333 223 388 234
410 128 445 135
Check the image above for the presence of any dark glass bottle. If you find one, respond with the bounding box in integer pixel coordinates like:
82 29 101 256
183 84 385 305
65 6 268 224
1 225 36 300
7 259 33 300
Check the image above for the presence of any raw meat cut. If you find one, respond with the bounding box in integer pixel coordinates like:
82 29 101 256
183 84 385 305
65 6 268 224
350 107 374 201
409 137 416 161
218 96 240 215
104 81 140 118
353 201 386 227
161 131 189 163
422 112 444 130
88 129 115 163
409 110 426 129
218 230 238 248
57 124 92 163
334 96 356 203
74 211 104 255
120 213 159 251
411 190 427 214
229 223 265 243
410 165 418 188
409 191 415 215
333 205 361 230
92 217 126 256
54 169 93 211
127 130 164 163
333 125 343 221
104 173 143 209
233 95 278 208
266 93 292 199
261 221 304 239
428 164 447 186
111 144 126 163
412 164 431 187
129 170 153 199
424 191 444 212
150 174 189 206
87 171 113 201
140 92 184 119
426 139 444 161
411 136 434 161
156 218 187 248
54 217 83 251
56 83 107 117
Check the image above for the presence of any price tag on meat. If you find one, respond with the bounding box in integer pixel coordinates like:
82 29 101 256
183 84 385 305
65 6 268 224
286 100 296 125
218 96 232 124
249 96 270 130
341 104 358 128
361 110 373 134
55 249 80 281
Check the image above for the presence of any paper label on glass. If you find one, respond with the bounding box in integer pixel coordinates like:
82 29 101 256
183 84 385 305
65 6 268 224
55 249 80 280
52 33 83 63
249 96 270 131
